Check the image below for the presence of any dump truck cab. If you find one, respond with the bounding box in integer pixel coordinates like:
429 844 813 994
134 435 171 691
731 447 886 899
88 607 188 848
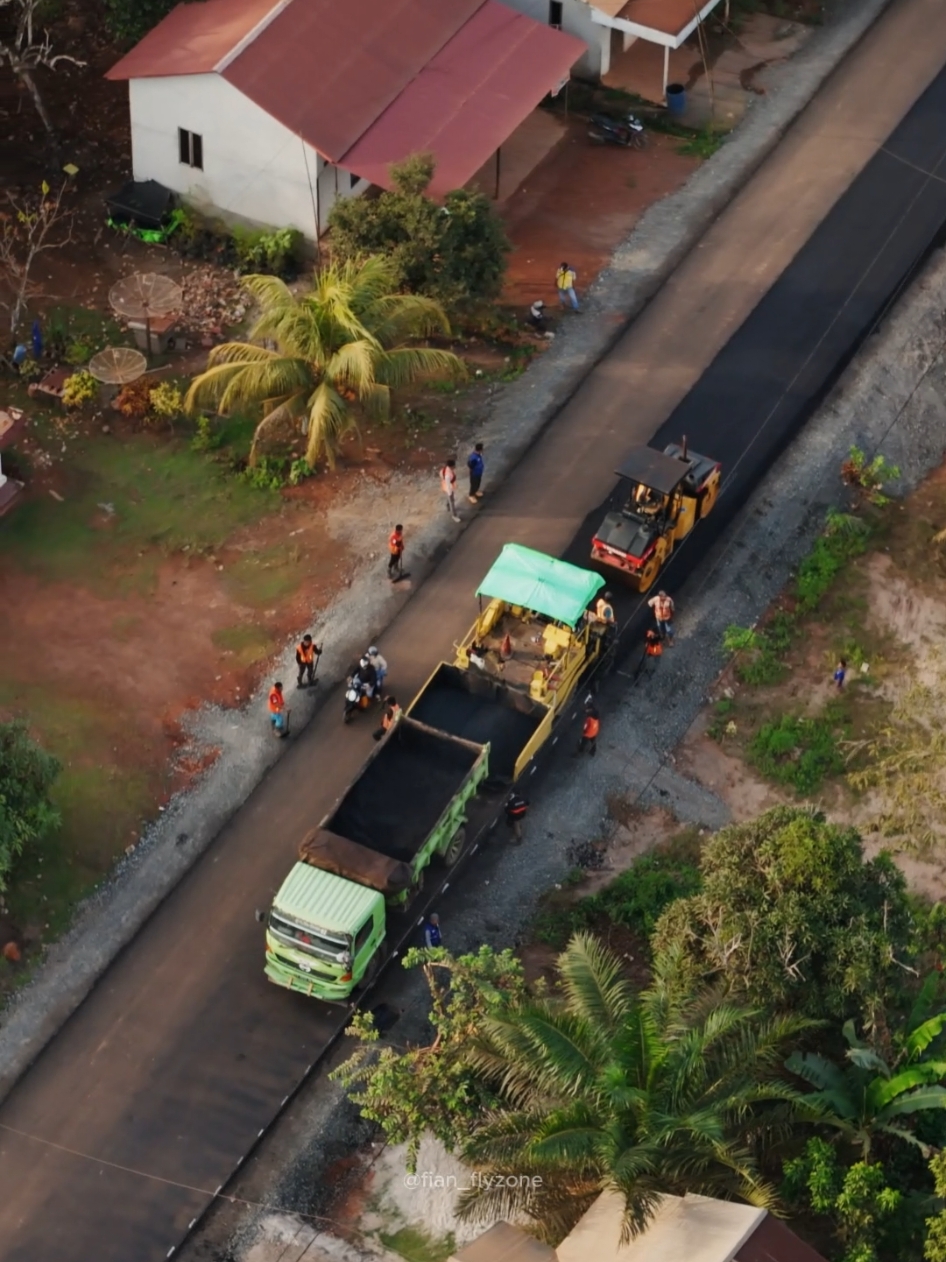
410 546 608 782
591 442 721 591
265 865 385 1000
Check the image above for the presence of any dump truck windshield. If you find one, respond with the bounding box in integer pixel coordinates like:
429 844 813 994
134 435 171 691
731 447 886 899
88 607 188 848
268 911 351 963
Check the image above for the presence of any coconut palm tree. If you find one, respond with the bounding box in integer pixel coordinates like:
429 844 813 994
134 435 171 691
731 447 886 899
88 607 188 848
185 255 465 467
457 935 818 1242
786 1013 946 1159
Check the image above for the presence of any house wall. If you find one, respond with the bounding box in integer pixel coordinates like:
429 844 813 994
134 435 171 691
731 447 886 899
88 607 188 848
127 74 368 239
498 0 606 79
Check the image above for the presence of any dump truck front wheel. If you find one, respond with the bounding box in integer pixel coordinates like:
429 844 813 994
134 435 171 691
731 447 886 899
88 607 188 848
699 479 719 518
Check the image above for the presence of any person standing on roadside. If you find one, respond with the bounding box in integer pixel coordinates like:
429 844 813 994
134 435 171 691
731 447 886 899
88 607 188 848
388 524 404 580
648 590 675 645
577 701 600 756
834 658 847 689
441 458 460 522
268 681 288 737
504 791 529 843
467 442 485 503
556 262 580 312
424 912 442 948
295 634 322 689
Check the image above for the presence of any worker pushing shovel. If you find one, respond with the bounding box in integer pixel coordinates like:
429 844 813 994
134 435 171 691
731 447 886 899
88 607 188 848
268 681 291 738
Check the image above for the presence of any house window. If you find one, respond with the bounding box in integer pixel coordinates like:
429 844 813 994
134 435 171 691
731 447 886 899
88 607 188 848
178 128 203 170
549 0 563 27
350 170 360 191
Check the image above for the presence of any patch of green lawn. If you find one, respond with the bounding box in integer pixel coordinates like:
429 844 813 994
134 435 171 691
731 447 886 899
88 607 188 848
1 435 277 592
380 1227 457 1262
212 622 278 665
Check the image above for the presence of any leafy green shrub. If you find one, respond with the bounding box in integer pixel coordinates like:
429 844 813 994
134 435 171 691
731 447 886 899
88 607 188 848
148 382 184 418
329 154 510 311
748 711 846 795
190 416 222 453
103 0 177 42
842 447 901 507
61 370 98 409
585 850 702 937
232 225 303 277
64 338 94 366
288 458 314 486
0 721 60 892
240 456 287 490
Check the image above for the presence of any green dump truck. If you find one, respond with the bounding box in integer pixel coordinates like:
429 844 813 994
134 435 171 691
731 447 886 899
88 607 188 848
264 717 488 1001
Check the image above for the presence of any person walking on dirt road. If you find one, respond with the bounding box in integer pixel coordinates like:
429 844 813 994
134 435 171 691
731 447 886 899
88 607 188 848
556 262 580 311
388 524 405 580
268 681 288 737
441 458 460 521
648 590 675 644
467 443 485 503
295 634 322 688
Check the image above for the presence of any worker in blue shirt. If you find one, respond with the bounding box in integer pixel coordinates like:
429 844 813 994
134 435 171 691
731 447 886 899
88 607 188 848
467 443 485 503
424 913 442 948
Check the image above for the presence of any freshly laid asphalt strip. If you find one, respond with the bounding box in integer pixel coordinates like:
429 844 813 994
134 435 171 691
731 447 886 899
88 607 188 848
1 66 946 1262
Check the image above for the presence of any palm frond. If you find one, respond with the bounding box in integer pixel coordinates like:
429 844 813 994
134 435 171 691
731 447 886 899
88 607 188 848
877 1085 946 1120
373 346 466 390
557 934 633 1033
304 381 356 468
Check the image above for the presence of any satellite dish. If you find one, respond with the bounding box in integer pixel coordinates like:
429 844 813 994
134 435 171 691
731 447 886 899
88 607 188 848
109 273 183 358
88 346 148 385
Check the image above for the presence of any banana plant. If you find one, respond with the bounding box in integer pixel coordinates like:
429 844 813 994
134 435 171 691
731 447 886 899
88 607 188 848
787 1009 946 1158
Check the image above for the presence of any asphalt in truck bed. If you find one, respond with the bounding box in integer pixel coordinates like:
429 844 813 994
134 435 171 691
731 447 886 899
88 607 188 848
2 22 946 1261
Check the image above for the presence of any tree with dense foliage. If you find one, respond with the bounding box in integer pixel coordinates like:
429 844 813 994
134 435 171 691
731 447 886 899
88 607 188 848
651 807 913 1025
103 0 177 43
329 154 511 312
185 255 465 467
0 720 60 892
787 1015 946 1159
332 945 529 1164
336 935 816 1241
924 1152 946 1262
784 1137 905 1262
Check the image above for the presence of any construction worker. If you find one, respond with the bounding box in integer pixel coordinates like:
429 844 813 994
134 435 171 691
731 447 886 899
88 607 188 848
268 681 287 737
441 458 460 522
577 701 600 756
648 590 675 644
635 629 663 681
424 912 442 948
504 791 529 843
373 696 401 741
295 634 322 689
388 524 404 580
589 590 615 636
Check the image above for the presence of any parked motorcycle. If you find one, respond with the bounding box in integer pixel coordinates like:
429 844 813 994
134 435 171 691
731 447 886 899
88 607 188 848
587 112 647 150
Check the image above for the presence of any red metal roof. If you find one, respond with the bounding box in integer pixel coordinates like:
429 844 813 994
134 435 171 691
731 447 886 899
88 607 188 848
341 2 585 198
614 0 723 39
735 1217 829 1262
106 0 282 80
221 0 483 162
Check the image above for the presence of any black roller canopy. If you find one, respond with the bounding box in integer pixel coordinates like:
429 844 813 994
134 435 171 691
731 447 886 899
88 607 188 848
615 446 690 492
105 179 173 229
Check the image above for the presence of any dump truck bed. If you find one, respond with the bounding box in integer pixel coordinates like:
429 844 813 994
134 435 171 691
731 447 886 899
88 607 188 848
324 717 483 864
408 664 547 782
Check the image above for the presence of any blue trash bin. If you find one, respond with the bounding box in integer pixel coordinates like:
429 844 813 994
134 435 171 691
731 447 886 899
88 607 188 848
666 82 686 115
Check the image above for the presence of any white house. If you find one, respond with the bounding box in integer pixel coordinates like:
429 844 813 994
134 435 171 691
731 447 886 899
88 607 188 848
501 0 728 91
107 0 586 239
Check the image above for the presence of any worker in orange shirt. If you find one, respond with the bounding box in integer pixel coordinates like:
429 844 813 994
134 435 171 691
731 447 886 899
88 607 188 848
577 700 600 756
634 628 663 681
388 524 405 580
268 681 288 737
373 696 401 742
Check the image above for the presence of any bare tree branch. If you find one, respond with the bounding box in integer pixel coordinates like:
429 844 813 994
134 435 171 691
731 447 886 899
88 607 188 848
0 180 75 334
0 0 86 146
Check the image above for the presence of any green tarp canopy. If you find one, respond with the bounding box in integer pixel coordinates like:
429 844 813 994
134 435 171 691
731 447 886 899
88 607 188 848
476 544 604 628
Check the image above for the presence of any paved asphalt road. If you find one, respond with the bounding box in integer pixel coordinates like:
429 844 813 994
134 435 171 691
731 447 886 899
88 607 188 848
2 3 946 1258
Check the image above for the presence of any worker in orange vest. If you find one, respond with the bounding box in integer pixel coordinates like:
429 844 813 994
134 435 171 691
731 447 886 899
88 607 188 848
268 681 288 737
388 524 405 580
373 696 401 742
295 634 322 689
635 629 663 681
577 701 600 756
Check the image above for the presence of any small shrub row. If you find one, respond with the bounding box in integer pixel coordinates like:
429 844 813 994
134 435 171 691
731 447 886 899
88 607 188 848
173 207 305 279
746 709 847 796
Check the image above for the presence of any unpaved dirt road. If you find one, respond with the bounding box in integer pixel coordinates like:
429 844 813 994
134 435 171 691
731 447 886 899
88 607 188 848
2 1 946 1258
